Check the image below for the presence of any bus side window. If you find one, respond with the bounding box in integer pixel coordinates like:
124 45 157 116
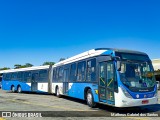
53 68 57 82
17 72 24 82
77 61 86 81
39 70 48 82
87 58 96 82
70 63 77 82
2 74 6 79
24 72 31 83
56 68 59 81
6 73 11 80
11 72 17 80
58 67 64 82
39 70 47 78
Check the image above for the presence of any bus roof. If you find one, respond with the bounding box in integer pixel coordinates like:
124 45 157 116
54 49 107 67
0 65 50 73
95 48 147 55
54 48 147 67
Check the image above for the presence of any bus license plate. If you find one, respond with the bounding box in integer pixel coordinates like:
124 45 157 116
142 100 149 104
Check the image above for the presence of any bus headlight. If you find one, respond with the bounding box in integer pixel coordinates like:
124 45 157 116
120 86 133 98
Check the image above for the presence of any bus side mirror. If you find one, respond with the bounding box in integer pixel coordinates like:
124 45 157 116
112 56 121 71
117 61 121 71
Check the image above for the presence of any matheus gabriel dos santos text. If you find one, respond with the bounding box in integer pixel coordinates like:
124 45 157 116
111 113 159 117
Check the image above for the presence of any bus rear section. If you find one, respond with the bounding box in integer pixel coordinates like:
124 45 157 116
1 66 50 93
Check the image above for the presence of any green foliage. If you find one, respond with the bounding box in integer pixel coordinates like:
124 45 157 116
0 67 10 70
14 64 23 69
25 63 33 67
43 62 55 66
14 63 33 69
59 58 65 62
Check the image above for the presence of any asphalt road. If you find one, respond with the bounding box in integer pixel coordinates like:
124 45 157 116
0 89 160 120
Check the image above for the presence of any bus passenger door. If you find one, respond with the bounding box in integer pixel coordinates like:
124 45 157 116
63 69 69 95
106 62 115 105
31 73 38 91
98 61 115 105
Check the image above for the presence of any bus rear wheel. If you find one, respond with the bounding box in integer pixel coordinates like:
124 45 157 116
17 86 22 93
86 89 97 108
11 86 15 92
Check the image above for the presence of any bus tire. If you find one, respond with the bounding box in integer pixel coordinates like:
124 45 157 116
11 85 15 93
86 89 97 108
17 86 22 93
56 86 61 98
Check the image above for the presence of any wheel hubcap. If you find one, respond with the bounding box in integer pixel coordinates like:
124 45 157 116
18 87 21 92
12 87 15 92
87 93 92 105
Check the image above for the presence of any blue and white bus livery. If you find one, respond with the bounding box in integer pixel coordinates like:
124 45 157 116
51 48 158 107
0 48 158 108
0 65 50 93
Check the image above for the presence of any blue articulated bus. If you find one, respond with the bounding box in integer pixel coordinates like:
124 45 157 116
0 48 158 108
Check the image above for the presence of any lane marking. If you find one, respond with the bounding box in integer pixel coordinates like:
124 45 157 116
125 117 149 120
8 99 89 111
1 93 159 118
0 118 6 120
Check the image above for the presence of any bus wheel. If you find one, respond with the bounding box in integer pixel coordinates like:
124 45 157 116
86 89 97 108
11 86 15 92
17 86 22 93
56 87 61 98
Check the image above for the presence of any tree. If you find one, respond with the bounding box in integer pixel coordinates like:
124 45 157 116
14 63 33 69
24 63 33 67
0 67 10 70
59 58 65 62
42 62 55 66
14 64 23 69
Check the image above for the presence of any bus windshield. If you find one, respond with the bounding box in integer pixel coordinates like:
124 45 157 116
118 60 156 92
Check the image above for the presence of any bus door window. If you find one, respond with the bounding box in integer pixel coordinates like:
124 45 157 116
32 73 39 82
99 62 106 99
106 62 114 101
63 69 69 82
31 72 38 91
99 62 105 86
63 68 69 94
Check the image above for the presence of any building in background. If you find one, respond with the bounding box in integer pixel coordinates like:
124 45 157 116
152 59 160 89
152 59 160 71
